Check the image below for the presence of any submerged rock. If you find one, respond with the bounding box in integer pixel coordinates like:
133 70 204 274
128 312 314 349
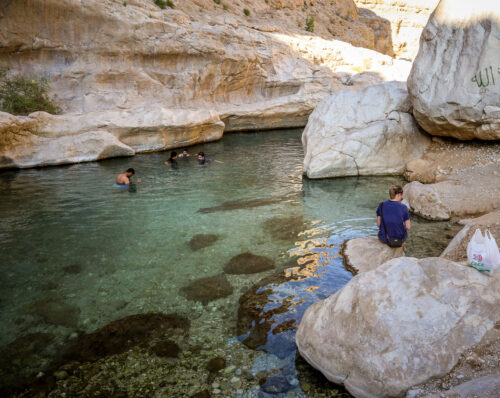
302 81 430 178
23 300 81 328
341 236 404 274
296 257 500 398
408 0 500 140
63 313 190 362
262 215 307 242
224 252 275 275
180 274 233 305
206 357 226 373
152 339 181 358
197 197 287 213
188 234 219 251
62 264 82 274
237 272 295 350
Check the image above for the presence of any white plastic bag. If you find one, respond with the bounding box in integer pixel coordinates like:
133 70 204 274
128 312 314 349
467 228 500 276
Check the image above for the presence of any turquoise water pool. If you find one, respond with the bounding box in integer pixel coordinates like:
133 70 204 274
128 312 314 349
0 129 458 397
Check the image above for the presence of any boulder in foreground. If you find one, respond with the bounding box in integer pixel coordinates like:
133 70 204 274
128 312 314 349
408 0 500 140
302 81 430 178
296 257 499 398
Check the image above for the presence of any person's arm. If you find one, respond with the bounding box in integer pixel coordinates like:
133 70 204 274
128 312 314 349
405 219 411 230
377 216 381 228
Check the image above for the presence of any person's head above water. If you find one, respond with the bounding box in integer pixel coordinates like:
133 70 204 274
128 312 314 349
197 152 205 161
126 168 135 176
389 185 403 201
170 151 178 160
182 149 189 156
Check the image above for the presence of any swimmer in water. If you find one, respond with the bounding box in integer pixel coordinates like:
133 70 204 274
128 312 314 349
178 149 190 158
197 152 213 165
116 168 135 186
165 151 178 166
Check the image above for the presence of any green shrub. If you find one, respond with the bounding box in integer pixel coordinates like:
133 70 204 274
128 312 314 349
0 70 60 115
123 1 127 6
223 4 228 10
243 8 250 16
213 0 221 4
305 16 315 32
154 0 166 8
166 0 174 8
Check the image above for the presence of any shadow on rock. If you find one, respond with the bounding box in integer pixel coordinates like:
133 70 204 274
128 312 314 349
180 274 233 305
295 351 353 397
188 234 219 251
224 252 275 275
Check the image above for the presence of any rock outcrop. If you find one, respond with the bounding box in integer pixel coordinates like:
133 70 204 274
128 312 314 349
296 256 500 398
441 210 500 263
354 0 439 59
404 163 500 220
0 108 223 168
408 0 500 140
0 0 412 168
342 236 404 274
302 81 430 178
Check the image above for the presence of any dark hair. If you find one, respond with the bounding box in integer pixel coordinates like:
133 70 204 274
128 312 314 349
182 149 189 152
126 168 135 174
198 152 205 157
170 151 177 159
389 185 403 199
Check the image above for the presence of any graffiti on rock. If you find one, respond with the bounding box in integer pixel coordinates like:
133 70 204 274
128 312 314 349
471 65 499 88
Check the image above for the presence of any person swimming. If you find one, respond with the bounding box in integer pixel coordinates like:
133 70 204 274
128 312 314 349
165 151 178 167
115 168 135 188
197 151 213 165
178 149 190 158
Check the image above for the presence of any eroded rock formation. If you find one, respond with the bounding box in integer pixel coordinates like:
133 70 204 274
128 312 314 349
0 0 412 168
302 81 430 178
408 0 500 139
296 256 500 398
354 0 439 59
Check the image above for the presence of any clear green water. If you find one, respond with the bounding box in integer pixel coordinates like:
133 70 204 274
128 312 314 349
0 129 458 397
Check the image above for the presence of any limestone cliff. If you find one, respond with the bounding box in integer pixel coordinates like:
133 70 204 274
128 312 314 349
0 0 411 168
354 0 439 59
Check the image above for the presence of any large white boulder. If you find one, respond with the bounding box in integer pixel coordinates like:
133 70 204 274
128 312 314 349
0 108 224 168
408 0 500 140
296 257 500 398
302 81 430 178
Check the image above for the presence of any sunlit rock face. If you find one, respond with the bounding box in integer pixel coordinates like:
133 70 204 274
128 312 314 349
354 0 439 59
0 0 414 167
0 109 223 168
296 256 500 398
302 81 430 178
408 0 500 140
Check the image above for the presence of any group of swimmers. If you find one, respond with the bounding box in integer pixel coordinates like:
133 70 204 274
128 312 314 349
114 149 213 188
165 149 212 166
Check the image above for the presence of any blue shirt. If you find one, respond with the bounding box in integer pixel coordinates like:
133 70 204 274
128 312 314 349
376 200 410 243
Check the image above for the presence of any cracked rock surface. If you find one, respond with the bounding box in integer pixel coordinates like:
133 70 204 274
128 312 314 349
296 256 500 398
302 81 431 178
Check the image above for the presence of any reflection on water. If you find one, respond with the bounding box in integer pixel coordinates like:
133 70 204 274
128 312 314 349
0 129 457 396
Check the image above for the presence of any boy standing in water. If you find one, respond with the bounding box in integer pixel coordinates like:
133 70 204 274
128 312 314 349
116 168 136 186
376 185 411 249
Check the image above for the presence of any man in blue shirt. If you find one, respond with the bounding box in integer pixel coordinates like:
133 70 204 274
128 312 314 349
376 185 411 249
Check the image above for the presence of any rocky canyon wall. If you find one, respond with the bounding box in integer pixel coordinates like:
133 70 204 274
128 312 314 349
0 0 413 168
354 0 439 59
